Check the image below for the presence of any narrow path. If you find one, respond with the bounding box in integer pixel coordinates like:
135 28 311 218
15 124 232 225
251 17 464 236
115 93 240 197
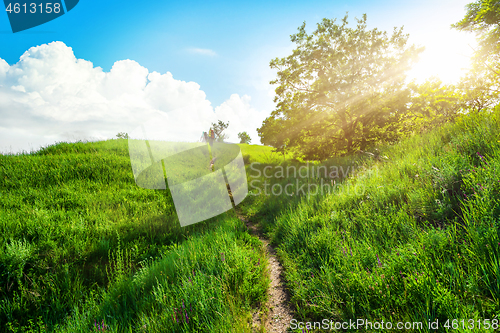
238 215 294 333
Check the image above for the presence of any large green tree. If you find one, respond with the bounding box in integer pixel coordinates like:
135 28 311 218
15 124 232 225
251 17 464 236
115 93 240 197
453 0 500 108
457 72 499 112
258 14 423 159
453 0 500 75
407 79 462 132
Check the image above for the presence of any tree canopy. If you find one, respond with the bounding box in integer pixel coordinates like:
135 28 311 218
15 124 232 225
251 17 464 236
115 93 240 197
452 0 500 108
211 120 229 142
258 14 423 159
237 132 251 144
453 0 500 74
407 79 462 131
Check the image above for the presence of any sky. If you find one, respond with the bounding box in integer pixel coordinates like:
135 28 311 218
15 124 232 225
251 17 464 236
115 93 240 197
0 0 477 153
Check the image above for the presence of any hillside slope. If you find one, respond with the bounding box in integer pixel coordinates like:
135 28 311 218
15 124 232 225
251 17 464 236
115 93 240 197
1 106 499 332
0 139 269 332
241 107 500 331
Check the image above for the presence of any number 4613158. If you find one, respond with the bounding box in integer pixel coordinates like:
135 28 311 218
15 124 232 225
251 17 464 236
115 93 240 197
6 2 62 14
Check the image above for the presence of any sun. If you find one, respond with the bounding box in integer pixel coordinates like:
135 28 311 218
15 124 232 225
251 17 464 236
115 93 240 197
406 30 476 84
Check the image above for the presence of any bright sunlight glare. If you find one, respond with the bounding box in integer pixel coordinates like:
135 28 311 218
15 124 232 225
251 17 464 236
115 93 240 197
406 29 477 84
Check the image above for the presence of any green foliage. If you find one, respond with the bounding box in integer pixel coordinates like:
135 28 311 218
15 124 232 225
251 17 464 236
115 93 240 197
453 0 500 73
2 239 35 282
2 101 499 331
407 79 462 131
259 13 423 159
211 120 230 142
457 70 500 112
116 132 129 139
0 139 269 332
238 143 293 164
106 232 133 285
244 106 500 330
237 132 251 144
453 0 500 108
55 218 268 333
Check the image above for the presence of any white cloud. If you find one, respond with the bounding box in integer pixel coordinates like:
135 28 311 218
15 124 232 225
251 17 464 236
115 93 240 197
0 58 9 82
188 48 217 57
214 94 266 144
0 41 266 153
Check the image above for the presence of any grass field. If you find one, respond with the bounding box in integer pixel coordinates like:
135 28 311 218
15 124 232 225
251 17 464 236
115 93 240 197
0 140 268 332
1 107 499 332
240 106 500 332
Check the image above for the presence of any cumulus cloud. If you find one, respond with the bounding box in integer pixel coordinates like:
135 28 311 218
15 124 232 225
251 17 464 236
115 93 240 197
188 48 217 57
214 94 263 143
0 41 266 153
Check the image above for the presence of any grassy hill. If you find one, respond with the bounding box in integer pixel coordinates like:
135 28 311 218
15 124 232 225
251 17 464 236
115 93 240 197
1 106 499 332
0 140 269 332
240 106 500 331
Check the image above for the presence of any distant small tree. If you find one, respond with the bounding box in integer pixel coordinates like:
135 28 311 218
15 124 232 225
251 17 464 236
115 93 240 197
211 120 229 142
116 132 129 139
237 132 251 144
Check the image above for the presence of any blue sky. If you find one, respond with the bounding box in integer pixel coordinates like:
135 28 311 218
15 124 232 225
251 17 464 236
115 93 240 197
0 0 476 152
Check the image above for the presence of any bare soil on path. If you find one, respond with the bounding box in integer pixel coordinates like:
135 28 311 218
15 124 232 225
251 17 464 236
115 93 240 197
238 215 294 333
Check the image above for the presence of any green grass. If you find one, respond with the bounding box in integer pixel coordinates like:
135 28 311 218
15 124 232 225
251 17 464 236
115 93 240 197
238 143 292 165
239 106 500 332
2 106 500 332
0 139 269 332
